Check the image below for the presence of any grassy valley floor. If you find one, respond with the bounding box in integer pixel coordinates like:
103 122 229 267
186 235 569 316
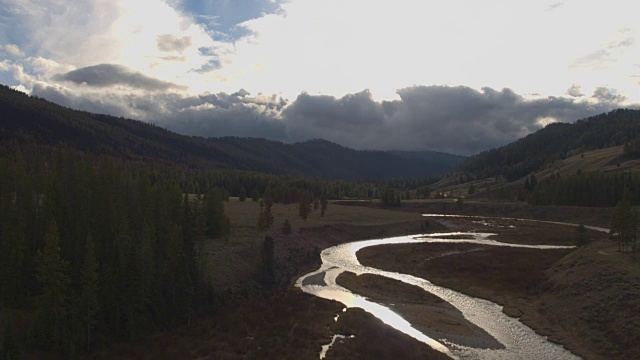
85 201 640 359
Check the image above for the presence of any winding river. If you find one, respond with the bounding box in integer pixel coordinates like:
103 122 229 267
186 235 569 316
296 215 607 359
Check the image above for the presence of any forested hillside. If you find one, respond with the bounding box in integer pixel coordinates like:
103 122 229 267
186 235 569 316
0 86 463 179
459 109 640 180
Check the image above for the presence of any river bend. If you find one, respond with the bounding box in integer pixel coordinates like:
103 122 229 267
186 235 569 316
296 215 597 359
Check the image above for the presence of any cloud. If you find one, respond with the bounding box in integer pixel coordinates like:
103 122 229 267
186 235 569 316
28 79 636 156
609 37 635 48
566 84 584 97
2 44 25 57
25 69 639 156
570 31 638 71
30 81 289 140
545 2 564 12
592 86 626 103
53 64 186 91
281 86 634 155
157 34 193 53
570 49 612 69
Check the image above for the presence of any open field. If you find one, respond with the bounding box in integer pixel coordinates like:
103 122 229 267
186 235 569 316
535 145 640 179
200 198 425 290
86 200 447 360
86 201 640 359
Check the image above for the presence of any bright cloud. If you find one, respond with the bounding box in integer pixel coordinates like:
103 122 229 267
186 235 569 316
1 0 639 155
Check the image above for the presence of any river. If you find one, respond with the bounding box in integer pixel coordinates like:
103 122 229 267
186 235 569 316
296 215 605 359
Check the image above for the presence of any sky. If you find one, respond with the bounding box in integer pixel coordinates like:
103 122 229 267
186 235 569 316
1 0 639 155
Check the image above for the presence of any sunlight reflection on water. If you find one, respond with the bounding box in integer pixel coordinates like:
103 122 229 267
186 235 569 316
296 216 589 360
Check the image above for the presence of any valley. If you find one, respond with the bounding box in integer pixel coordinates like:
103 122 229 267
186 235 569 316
1 85 640 359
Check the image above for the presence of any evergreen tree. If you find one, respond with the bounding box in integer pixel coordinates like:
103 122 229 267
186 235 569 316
380 188 400 207
610 198 635 252
251 188 260 202
79 234 99 351
298 192 312 221
261 236 276 286
34 221 71 352
204 188 230 239
281 219 292 235
238 187 247 202
320 193 328 217
257 198 274 231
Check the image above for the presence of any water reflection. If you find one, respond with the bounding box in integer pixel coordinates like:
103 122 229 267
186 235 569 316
297 226 582 359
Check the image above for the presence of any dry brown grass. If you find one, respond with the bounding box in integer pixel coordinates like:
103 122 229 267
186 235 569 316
536 145 640 180
200 198 421 289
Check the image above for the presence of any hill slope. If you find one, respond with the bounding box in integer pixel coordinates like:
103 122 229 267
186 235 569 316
458 109 640 180
0 85 463 179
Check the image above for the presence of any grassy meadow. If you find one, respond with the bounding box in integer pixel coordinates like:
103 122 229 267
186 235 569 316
200 198 421 289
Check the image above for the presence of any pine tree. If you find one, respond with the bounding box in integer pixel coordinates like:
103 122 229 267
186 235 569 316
281 219 292 235
611 198 635 252
79 234 99 351
261 236 276 286
299 192 312 221
34 221 71 352
320 193 328 217
251 188 260 202
204 188 230 239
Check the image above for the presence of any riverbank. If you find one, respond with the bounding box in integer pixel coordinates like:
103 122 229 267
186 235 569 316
354 216 640 360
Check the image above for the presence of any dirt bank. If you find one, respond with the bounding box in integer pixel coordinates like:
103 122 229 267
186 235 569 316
356 217 640 360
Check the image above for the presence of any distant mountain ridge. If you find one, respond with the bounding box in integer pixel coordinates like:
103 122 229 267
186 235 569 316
0 85 464 179
458 108 640 180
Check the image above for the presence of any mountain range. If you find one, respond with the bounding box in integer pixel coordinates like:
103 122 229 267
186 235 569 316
0 85 464 180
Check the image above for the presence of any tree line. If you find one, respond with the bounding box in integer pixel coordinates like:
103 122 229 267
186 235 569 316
0 147 230 357
0 143 442 357
528 172 640 207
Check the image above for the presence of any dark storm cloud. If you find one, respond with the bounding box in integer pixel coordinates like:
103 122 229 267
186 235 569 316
32 81 634 156
54 64 186 91
157 34 193 53
282 86 632 155
282 90 385 145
